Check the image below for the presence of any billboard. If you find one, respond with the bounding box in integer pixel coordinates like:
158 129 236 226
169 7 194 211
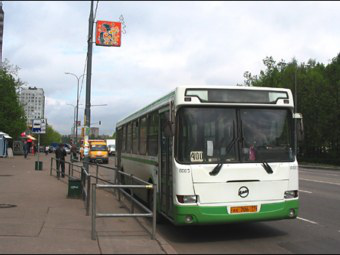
96 20 121 47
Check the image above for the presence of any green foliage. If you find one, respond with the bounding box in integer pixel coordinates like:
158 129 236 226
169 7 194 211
40 125 62 146
111 132 116 139
61 135 72 144
243 53 340 165
0 62 27 139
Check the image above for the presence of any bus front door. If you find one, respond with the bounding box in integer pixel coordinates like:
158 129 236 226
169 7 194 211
160 111 173 219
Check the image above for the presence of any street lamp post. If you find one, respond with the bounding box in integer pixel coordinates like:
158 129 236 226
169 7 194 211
67 104 76 138
65 72 86 147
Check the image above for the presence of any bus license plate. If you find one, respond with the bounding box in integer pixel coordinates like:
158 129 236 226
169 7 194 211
230 206 257 214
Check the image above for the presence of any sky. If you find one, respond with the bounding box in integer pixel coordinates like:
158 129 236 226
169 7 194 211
3 1 340 135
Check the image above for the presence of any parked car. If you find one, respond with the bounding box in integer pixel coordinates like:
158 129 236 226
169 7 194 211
49 143 58 153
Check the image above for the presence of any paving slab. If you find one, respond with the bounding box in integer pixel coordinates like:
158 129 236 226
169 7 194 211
99 237 165 254
0 154 174 254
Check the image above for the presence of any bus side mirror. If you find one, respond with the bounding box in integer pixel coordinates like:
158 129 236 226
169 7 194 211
294 113 304 142
164 120 174 137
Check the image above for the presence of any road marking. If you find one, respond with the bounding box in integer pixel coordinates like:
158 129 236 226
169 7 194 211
299 190 312 194
300 178 340 186
297 217 318 225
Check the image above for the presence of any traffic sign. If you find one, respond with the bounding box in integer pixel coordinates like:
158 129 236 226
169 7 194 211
32 119 47 134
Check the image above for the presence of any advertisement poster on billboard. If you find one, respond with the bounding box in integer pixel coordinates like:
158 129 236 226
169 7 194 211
95 20 121 47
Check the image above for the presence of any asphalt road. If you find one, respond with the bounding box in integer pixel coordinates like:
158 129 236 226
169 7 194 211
156 167 340 254
94 157 340 254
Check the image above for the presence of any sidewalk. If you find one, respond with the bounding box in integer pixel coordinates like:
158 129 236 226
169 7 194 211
0 154 175 254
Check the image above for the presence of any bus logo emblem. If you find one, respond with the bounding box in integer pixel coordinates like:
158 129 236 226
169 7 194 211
238 186 249 198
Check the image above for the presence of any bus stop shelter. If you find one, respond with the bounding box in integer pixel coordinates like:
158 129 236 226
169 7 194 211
0 132 12 158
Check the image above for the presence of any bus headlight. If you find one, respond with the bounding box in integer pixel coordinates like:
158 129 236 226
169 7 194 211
177 195 198 204
289 209 296 218
185 215 194 224
284 190 299 199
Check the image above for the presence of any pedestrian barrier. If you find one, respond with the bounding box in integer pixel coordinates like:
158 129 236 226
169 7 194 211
91 181 157 240
81 167 91 216
50 157 83 180
50 157 90 214
50 157 157 240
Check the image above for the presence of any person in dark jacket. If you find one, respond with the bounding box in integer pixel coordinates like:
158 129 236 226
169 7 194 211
55 143 67 178
23 141 29 159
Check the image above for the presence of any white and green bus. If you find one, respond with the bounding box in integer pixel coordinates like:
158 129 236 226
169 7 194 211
116 86 302 225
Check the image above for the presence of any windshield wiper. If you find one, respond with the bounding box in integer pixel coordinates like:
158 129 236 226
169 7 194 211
210 121 237 176
209 162 224 176
261 161 273 174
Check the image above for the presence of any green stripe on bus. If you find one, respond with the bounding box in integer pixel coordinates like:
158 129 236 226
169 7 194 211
122 155 158 166
172 199 299 225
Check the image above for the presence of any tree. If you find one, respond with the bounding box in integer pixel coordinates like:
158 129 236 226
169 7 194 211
243 53 340 165
39 125 62 146
0 60 27 139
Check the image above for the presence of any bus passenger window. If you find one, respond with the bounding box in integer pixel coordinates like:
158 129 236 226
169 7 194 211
132 120 139 154
139 117 147 155
147 112 159 156
122 125 126 152
127 123 132 153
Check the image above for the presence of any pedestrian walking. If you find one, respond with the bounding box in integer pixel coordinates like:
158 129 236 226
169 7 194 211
55 143 67 178
23 141 29 159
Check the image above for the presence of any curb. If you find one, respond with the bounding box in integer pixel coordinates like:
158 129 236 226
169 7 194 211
108 191 177 254
136 217 178 255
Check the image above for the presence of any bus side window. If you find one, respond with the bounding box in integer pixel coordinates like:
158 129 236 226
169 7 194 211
147 112 159 156
122 125 126 153
139 116 147 155
132 120 139 154
127 123 132 153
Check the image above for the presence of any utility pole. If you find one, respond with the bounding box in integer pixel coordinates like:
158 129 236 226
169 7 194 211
85 0 94 128
84 0 94 170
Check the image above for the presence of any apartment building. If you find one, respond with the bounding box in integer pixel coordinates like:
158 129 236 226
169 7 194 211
19 87 45 126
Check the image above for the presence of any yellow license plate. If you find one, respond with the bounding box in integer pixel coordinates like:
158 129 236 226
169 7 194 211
230 206 257 214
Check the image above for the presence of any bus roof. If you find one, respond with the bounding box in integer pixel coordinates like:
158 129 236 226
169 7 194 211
116 85 293 127
116 90 175 127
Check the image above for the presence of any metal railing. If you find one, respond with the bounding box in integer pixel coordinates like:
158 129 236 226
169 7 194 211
50 157 83 180
50 157 157 240
81 167 91 216
91 181 157 240
50 157 90 214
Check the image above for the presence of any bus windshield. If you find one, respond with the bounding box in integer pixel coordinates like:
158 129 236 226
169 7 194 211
176 107 293 164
